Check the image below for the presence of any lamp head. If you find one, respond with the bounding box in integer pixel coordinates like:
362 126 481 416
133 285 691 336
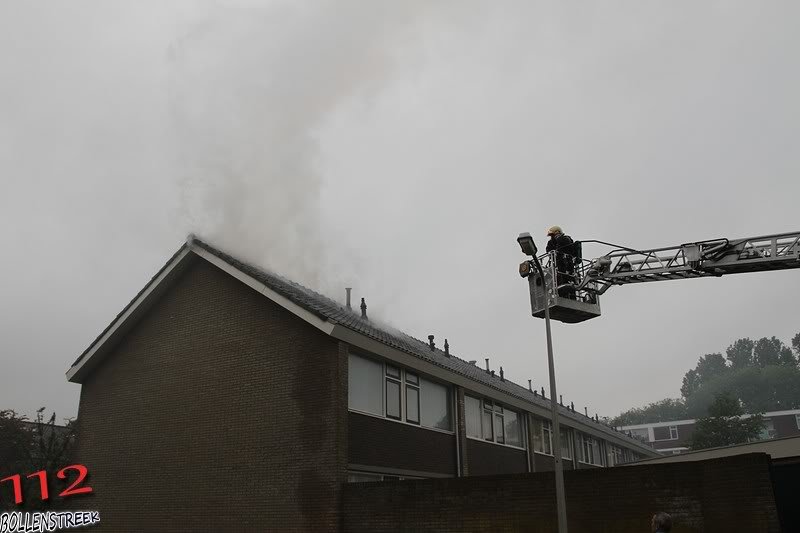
517 232 538 256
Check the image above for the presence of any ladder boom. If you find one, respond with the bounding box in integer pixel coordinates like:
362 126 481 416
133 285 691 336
576 231 800 293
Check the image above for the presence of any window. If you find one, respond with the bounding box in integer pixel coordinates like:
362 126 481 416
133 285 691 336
347 471 421 482
348 354 383 415
533 419 553 455
347 472 382 483
578 433 604 466
758 419 776 440
465 396 524 447
628 428 649 442
483 400 494 441
608 445 624 466
669 426 679 440
405 372 420 424
465 396 482 438
348 354 452 430
386 366 402 420
419 377 451 430
560 428 572 459
796 414 800 430
504 410 523 447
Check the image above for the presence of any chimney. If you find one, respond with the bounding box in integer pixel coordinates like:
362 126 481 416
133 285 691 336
444 339 450 357
428 335 435 351
528 380 532 392
541 386 545 398
559 394 563 406
485 358 490 372
345 288 352 310
584 407 588 417
360 298 368 320
570 402 575 412
499 367 504 381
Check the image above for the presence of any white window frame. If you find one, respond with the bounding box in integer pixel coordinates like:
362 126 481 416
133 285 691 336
465 396 527 450
348 354 454 434
669 425 679 440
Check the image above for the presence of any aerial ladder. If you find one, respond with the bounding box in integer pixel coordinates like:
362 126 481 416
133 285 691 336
518 231 800 324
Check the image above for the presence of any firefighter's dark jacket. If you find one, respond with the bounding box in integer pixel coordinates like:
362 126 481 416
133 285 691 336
546 233 576 273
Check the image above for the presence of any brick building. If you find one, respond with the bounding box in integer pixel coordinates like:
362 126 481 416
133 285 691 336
66 237 657 531
620 408 800 454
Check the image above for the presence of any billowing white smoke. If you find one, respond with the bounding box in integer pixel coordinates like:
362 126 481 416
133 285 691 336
169 1 432 288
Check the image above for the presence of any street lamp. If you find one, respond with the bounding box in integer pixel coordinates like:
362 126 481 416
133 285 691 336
517 232 568 533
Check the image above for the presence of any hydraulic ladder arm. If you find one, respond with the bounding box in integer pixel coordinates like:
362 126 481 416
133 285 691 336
577 231 800 295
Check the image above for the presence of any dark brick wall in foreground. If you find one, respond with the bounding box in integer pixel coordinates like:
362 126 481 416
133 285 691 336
342 453 780 533
74 259 348 532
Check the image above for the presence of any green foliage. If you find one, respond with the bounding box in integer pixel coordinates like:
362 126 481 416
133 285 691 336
695 353 727 382
689 393 764 450
616 331 800 425
611 398 687 427
754 336 795 367
0 408 76 511
680 369 700 399
726 338 754 369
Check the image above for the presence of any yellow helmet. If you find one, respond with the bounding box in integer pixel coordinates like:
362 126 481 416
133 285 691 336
546 225 563 236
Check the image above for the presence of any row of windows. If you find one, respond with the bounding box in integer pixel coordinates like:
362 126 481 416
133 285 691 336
349 354 644 461
348 354 453 431
347 471 421 483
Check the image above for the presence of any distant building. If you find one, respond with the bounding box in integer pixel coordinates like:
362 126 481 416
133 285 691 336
620 408 800 454
66 237 657 531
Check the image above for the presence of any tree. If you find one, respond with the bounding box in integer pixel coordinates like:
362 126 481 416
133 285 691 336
792 332 800 355
681 369 701 399
689 393 764 450
726 338 754 369
611 398 687 426
695 353 728 382
0 409 76 511
753 336 795 367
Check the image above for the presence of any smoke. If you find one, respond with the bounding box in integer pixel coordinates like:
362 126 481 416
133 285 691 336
169 1 433 287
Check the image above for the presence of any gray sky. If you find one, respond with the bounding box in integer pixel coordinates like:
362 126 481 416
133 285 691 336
1 1 798 422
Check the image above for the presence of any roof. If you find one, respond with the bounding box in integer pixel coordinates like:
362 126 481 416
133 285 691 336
627 435 800 465
67 236 656 455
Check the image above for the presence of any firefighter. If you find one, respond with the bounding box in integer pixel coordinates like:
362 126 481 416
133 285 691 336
546 226 578 298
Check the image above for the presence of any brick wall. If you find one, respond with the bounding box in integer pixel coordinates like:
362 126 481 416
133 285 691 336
348 412 456 476
73 259 348 532
342 453 780 532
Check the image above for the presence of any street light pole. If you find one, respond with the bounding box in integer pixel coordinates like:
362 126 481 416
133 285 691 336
530 253 568 533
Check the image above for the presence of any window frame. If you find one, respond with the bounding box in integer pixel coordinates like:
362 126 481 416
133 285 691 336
669 425 679 440
347 353 454 434
796 414 800 430
465 395 527 450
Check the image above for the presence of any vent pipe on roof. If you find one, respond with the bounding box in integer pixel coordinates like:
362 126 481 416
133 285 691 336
541 386 546 398
499 367 504 381
345 288 352 310
533 390 538 397
485 358 490 372
559 395 563 406
428 335 435 351
444 339 450 357
584 407 588 417
528 379 532 392
360 298 368 320
570 402 575 412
